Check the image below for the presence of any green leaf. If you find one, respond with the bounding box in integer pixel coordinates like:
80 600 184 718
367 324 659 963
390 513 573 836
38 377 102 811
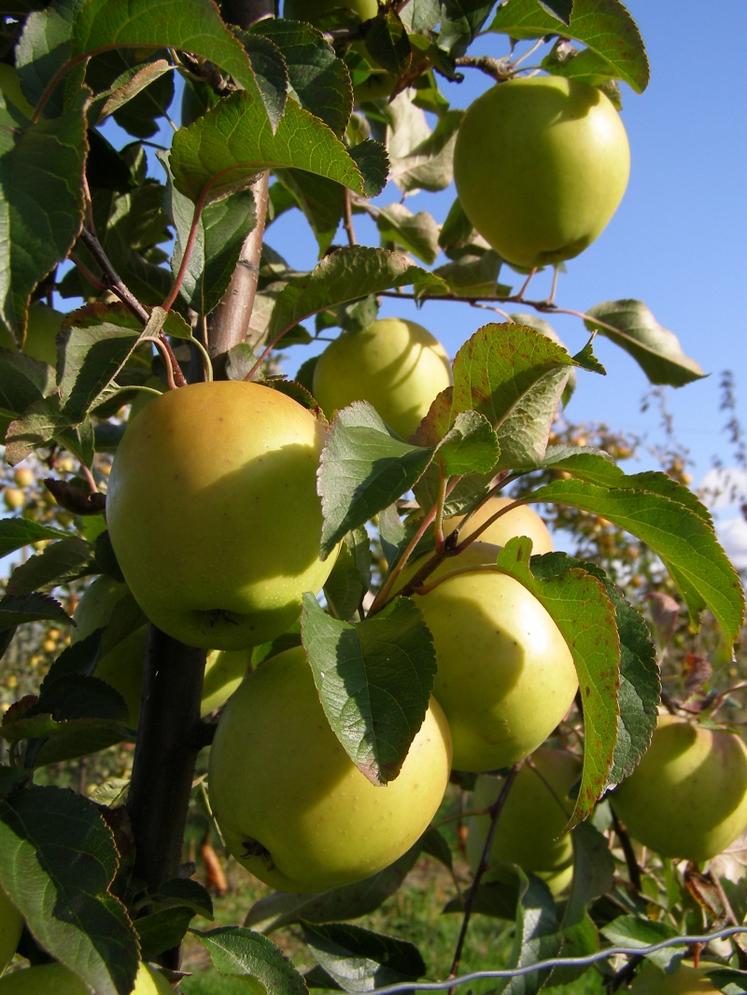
600 916 681 971
498 545 621 829
301 594 436 784
439 0 497 57
0 785 139 995
252 20 353 136
166 157 257 316
449 323 577 468
7 536 92 596
584 299 706 387
318 402 432 558
238 33 289 132
0 84 87 335
502 870 562 995
135 907 196 962
0 592 73 631
171 91 386 204
565 822 615 926
489 0 649 92
0 350 54 427
529 457 745 650
0 517 73 557
376 204 441 264
387 96 463 193
364 10 412 74
5 394 85 466
301 922 426 992
244 843 422 933
323 527 371 622
72 0 264 107
58 304 143 422
433 251 507 297
266 247 428 345
413 410 501 512
192 927 309 994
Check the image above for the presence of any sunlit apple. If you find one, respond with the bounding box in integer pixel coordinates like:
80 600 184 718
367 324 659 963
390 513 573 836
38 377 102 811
442 496 553 553
208 645 451 892
106 381 336 650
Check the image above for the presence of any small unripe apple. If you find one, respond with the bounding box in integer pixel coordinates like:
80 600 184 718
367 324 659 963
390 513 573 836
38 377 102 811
107 381 336 650
75 576 249 723
0 961 170 994
629 959 721 995
0 886 22 974
284 0 378 22
466 747 579 895
312 317 452 439
454 76 630 270
3 489 24 511
208 645 452 892
442 496 553 553
409 561 577 772
612 714 747 862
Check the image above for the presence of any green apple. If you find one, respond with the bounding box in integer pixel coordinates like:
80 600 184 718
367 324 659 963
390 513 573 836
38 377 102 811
409 562 577 772
466 747 579 895
442 496 553 553
106 381 337 650
629 959 721 994
312 317 452 439
75 576 250 722
453 76 630 270
0 961 170 994
612 714 747 862
0 887 22 974
284 0 378 22
208 645 452 892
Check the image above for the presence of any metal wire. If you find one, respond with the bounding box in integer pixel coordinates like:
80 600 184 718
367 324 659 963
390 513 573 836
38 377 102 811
368 925 747 994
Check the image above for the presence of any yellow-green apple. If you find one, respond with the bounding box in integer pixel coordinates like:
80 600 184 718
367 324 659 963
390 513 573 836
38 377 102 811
312 317 451 439
0 887 22 974
612 714 747 862
466 747 579 895
2 489 24 512
0 961 171 994
406 554 577 771
208 645 451 892
75 576 250 722
284 0 378 21
453 76 630 270
442 496 553 553
106 381 336 650
629 959 721 995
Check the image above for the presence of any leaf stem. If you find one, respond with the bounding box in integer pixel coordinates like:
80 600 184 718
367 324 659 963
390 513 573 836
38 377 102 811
162 186 211 313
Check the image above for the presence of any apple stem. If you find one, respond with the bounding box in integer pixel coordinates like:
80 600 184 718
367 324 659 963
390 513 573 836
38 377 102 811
126 625 206 969
448 765 519 992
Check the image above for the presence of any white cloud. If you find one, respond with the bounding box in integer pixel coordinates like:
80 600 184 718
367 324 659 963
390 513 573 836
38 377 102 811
717 516 747 572
698 467 747 510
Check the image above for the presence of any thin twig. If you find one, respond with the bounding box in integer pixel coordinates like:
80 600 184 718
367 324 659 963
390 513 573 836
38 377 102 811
79 227 150 323
343 188 357 247
611 807 642 893
448 766 520 992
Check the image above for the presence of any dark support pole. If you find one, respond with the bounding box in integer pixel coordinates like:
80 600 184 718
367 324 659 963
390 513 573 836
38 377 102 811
126 631 205 908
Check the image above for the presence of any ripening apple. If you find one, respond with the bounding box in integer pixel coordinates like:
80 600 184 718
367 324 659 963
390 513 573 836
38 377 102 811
408 557 577 772
453 76 630 271
208 645 451 892
0 887 22 974
2 489 24 512
629 959 721 995
0 961 171 994
466 747 579 895
611 714 747 862
106 381 337 650
312 317 452 440
74 576 249 722
442 496 553 553
284 0 378 22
